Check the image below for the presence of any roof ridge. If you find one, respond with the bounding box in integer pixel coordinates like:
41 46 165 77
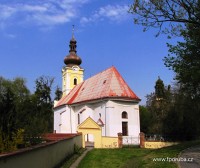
107 68 115 96
113 68 140 99
113 67 129 96
86 66 116 81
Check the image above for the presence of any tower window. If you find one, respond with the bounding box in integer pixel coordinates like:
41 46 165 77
122 111 128 119
74 78 77 85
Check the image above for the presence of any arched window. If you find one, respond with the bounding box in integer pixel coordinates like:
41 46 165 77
74 78 77 85
122 111 128 119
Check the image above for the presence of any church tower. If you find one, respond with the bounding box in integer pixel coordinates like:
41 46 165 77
62 28 84 96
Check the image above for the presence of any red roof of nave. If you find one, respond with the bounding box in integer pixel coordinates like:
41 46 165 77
55 66 140 108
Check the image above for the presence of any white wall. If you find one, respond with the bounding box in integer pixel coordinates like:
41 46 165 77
0 135 82 168
93 102 106 136
54 99 140 140
106 100 140 138
54 106 72 133
54 110 60 133
71 102 106 135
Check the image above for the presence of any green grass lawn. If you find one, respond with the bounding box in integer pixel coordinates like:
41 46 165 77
77 141 200 168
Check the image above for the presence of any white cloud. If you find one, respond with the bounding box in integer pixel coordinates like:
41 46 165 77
22 5 48 12
0 0 89 28
80 4 129 24
0 1 130 29
5 33 16 39
0 5 17 20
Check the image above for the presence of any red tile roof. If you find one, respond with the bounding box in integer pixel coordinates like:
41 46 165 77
55 66 140 108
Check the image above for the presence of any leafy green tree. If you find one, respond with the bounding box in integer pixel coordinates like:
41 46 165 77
155 77 165 100
146 77 171 134
0 77 29 152
0 78 16 151
23 76 54 144
34 76 54 132
146 81 200 141
163 85 200 140
0 76 55 151
54 86 62 101
163 13 200 140
164 24 200 98
12 78 31 130
139 105 152 133
35 76 54 104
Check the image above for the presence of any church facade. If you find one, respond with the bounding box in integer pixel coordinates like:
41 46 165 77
54 34 141 146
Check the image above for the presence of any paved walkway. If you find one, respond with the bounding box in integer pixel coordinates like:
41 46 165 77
179 146 200 168
70 147 93 168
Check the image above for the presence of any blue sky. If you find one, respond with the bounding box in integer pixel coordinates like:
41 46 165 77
0 0 175 105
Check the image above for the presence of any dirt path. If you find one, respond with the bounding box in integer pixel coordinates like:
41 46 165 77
179 146 200 168
70 147 93 168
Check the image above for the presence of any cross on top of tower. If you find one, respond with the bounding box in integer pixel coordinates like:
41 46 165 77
63 25 82 67
72 25 75 39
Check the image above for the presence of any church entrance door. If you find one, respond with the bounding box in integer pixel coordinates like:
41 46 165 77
85 134 94 147
77 117 102 148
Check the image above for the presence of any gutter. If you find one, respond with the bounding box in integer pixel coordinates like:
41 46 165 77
69 105 72 133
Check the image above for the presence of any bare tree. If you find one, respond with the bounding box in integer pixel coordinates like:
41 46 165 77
129 0 200 36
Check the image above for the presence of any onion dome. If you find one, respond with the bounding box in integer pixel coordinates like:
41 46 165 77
64 34 82 67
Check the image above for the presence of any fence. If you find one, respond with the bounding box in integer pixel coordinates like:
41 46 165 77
139 132 178 149
122 136 140 146
145 134 175 142
0 133 82 168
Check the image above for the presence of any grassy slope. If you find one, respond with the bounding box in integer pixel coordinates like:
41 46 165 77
78 141 200 168
61 148 86 168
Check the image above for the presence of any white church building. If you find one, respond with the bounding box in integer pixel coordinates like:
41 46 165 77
54 33 141 146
